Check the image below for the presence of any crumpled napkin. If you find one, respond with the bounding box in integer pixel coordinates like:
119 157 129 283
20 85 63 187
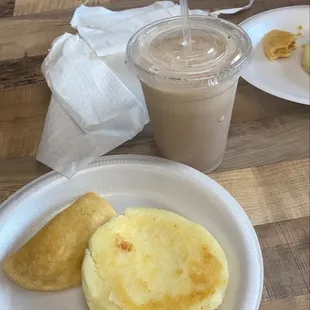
36 0 254 178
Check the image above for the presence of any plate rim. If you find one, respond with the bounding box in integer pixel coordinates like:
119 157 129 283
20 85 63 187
0 154 264 309
239 5 310 105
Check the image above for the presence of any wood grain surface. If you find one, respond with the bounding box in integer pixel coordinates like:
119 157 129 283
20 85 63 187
211 159 310 226
0 0 309 309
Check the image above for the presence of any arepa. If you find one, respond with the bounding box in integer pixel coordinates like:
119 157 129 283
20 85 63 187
82 208 229 310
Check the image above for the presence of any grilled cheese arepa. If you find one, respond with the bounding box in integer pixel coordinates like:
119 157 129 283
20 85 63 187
263 29 297 60
4 192 116 291
82 208 229 310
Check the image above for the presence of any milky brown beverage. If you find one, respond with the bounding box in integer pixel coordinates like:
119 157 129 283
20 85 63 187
141 79 238 171
126 16 252 172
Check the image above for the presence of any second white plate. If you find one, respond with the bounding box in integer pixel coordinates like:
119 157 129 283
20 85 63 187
240 5 310 105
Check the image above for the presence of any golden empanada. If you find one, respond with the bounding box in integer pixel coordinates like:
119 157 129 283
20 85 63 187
263 29 296 60
3 192 116 291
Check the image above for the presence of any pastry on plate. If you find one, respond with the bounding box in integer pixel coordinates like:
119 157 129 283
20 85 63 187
82 208 229 310
263 29 297 60
302 43 310 73
3 192 116 291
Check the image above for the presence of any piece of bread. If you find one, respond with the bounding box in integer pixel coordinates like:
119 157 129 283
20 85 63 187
82 208 229 310
263 29 297 60
3 192 116 291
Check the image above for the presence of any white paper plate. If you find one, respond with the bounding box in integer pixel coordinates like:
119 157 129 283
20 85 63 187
0 155 263 310
240 5 310 105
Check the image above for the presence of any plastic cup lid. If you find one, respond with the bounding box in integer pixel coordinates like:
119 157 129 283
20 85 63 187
126 15 253 86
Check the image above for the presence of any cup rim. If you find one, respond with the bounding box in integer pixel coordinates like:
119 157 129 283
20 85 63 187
126 15 253 86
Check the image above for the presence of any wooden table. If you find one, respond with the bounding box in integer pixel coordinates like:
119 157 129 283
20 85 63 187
0 0 309 309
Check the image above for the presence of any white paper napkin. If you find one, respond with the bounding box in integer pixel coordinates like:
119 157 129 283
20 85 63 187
36 1 254 178
71 2 206 57
37 33 148 177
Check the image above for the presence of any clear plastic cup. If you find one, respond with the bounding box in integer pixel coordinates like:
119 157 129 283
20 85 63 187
126 16 252 172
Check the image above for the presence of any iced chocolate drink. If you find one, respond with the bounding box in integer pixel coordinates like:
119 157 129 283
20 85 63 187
126 16 252 172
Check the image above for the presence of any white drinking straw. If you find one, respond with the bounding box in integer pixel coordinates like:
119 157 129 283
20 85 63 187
180 0 192 55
